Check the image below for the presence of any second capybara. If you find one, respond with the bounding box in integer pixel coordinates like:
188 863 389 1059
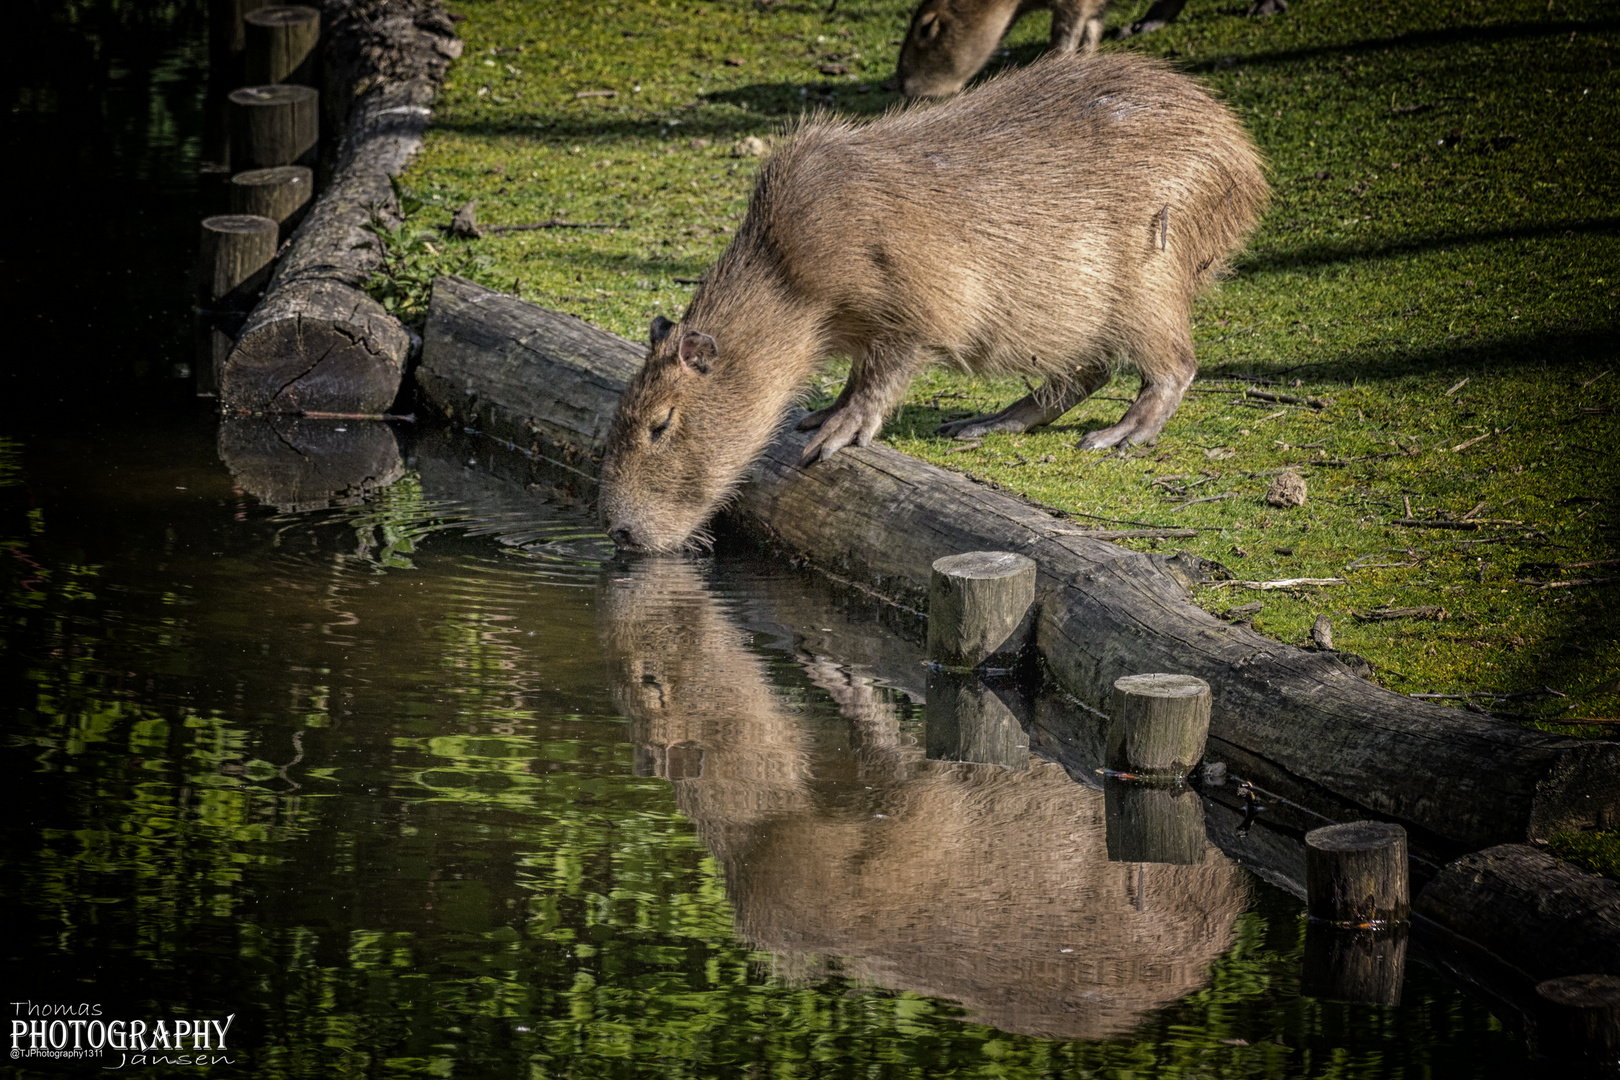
599 52 1268 553
897 0 1108 99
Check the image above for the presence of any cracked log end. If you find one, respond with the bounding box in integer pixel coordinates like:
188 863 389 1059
223 279 409 413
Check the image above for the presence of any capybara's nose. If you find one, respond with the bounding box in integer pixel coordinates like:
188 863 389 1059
609 526 636 548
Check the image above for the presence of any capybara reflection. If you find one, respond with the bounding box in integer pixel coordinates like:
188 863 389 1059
600 558 1250 1039
897 0 1107 99
599 53 1267 553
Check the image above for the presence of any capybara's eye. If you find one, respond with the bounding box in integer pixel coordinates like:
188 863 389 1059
649 407 675 441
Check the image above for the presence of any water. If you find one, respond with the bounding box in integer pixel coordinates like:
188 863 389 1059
0 3 1565 1077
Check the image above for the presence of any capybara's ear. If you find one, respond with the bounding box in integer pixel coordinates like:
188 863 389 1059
650 316 676 346
677 331 718 374
916 9 942 41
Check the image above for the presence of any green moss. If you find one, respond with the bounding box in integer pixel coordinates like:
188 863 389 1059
400 0 1620 728
1547 830 1620 881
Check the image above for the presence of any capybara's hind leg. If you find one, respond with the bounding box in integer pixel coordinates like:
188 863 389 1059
1078 330 1195 450
937 364 1108 439
1050 0 1107 53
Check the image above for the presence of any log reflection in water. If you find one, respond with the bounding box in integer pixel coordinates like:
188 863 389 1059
600 558 1251 1041
219 416 405 512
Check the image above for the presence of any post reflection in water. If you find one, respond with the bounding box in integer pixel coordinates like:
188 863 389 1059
600 557 1251 1041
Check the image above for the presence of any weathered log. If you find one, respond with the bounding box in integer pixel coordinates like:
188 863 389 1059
224 0 462 414
229 165 315 236
1414 844 1620 980
218 415 405 511
245 5 321 86
196 214 279 396
415 275 1620 848
1103 776 1205 865
1305 820 1409 925
1106 673 1210 777
927 551 1036 670
228 84 319 170
1535 974 1620 1058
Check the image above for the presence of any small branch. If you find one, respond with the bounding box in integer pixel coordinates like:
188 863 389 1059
300 410 415 421
1051 527 1199 540
1171 492 1237 510
1189 386 1330 409
484 219 628 232
1450 431 1493 452
1355 605 1447 621
1516 576 1618 589
574 89 617 99
1444 377 1469 395
1393 517 1521 530
1204 577 1347 590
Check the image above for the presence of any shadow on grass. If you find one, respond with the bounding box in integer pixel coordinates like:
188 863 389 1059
1178 17 1620 72
1239 216 1620 275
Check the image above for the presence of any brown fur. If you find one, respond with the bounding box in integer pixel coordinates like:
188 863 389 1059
897 0 1108 99
600 52 1268 553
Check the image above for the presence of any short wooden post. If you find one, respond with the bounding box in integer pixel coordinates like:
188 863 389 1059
228 84 318 170
229 165 314 236
1105 673 1211 777
926 551 1036 670
1535 974 1620 1058
1301 924 1408 1006
197 214 279 396
924 669 1029 770
1305 821 1409 925
244 6 321 86
1103 776 1204 864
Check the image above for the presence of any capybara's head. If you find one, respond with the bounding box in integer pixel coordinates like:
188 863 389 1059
896 0 1005 99
599 316 762 553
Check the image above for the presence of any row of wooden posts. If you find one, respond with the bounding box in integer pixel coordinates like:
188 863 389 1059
928 550 1619 1049
196 3 324 395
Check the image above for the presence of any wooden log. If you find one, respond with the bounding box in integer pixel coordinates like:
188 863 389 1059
415 275 1620 848
924 669 1030 770
1105 673 1210 777
245 5 321 87
224 0 462 415
1301 924 1408 1007
1414 844 1620 981
927 551 1036 670
229 165 314 236
196 214 279 396
1305 821 1409 926
1535 974 1620 1058
228 84 319 170
1103 776 1205 864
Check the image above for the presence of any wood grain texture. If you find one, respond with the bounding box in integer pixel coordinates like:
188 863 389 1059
224 0 462 414
1305 820 1410 925
417 276 1620 847
1414 844 1620 979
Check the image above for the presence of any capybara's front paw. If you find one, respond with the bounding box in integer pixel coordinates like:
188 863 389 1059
799 404 881 465
796 405 837 431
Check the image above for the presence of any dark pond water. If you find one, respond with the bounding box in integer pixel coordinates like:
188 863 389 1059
0 2 1568 1077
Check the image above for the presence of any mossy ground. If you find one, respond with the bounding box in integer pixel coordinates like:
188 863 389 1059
395 0 1619 741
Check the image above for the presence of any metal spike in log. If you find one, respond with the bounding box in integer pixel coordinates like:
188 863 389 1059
229 165 314 237
196 214 279 396
927 551 1036 671
245 5 321 86
228 84 318 170
1106 673 1211 778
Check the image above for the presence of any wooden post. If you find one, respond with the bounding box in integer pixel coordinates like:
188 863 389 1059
1301 924 1408 1006
229 84 318 170
1105 673 1211 777
1103 776 1204 864
1535 974 1620 1058
1305 820 1409 925
218 417 405 512
924 669 1029 770
229 165 314 236
197 214 279 396
245 6 321 87
927 551 1036 670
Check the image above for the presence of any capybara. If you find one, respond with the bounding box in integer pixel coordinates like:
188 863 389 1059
897 0 1107 99
599 52 1268 553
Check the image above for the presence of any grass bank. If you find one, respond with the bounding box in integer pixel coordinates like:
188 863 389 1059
389 0 1619 736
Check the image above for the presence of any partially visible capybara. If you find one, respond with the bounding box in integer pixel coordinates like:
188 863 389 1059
599 52 1267 554
897 0 1107 99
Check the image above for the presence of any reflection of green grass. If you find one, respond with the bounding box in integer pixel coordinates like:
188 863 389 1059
401 0 1619 729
